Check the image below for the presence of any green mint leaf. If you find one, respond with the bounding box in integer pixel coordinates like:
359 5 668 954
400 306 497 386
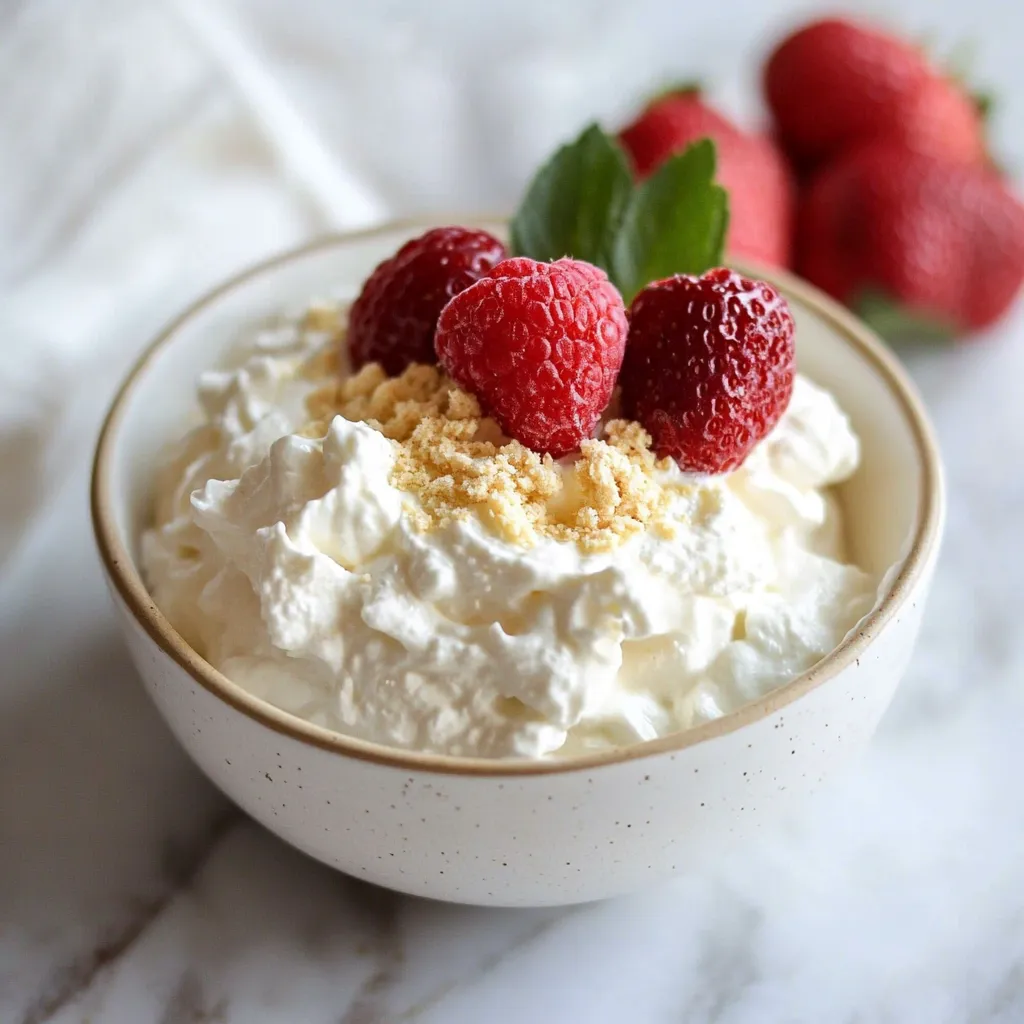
509 123 632 270
611 138 728 303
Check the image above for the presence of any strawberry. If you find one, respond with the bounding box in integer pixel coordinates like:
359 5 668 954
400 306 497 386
797 142 1024 335
435 257 628 457
895 72 988 168
619 89 794 267
764 18 986 172
619 268 795 473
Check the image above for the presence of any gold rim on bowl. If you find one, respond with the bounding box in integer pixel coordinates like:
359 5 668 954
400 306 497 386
91 221 945 777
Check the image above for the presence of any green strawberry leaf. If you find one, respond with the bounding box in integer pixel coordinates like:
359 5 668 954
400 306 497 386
855 290 958 345
509 123 633 270
973 89 995 120
611 138 728 303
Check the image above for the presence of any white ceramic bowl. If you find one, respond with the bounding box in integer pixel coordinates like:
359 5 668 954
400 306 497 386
92 221 944 907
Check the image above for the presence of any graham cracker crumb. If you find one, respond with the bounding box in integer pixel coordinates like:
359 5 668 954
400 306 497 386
552 420 675 550
299 346 338 382
304 358 680 552
302 304 345 334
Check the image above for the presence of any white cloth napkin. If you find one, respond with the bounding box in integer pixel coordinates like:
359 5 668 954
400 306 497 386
0 0 322 565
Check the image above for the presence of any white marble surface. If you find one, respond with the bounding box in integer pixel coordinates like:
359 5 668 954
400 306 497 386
3 1 1024 1022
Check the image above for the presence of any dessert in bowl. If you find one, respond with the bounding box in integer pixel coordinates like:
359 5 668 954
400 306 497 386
92 109 941 908
141 267 871 761
92 218 942 906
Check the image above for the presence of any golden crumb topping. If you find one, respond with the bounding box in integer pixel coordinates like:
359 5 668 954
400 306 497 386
305 360 679 552
307 360 684 552
301 304 346 335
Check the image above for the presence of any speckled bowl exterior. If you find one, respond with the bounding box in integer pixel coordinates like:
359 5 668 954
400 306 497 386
92 222 944 907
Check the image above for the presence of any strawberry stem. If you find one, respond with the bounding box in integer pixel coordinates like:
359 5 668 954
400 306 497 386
644 80 704 109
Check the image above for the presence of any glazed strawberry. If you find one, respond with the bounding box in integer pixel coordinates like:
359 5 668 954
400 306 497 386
619 90 794 267
764 18 985 172
435 257 627 457
619 268 795 473
348 226 505 375
797 142 1024 334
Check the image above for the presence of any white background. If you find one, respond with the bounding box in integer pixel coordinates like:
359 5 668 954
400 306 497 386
2 1 1024 1021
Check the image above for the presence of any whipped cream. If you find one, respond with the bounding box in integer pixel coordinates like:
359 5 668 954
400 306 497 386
142 304 876 758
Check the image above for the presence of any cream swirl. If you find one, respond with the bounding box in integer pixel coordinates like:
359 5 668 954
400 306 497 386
142 305 875 758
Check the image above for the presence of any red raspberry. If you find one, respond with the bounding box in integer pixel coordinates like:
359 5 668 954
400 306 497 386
619 268 795 473
434 257 628 457
348 226 505 375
